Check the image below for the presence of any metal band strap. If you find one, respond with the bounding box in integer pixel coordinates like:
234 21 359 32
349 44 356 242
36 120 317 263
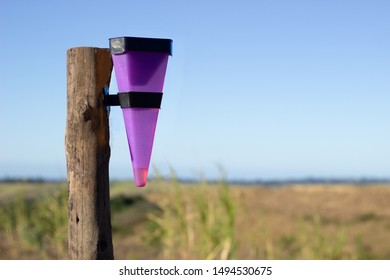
118 92 163 108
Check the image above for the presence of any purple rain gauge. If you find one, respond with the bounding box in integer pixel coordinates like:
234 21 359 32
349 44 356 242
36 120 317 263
108 36 172 187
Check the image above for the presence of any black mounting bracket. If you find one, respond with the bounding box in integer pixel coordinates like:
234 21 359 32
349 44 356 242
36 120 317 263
104 92 163 109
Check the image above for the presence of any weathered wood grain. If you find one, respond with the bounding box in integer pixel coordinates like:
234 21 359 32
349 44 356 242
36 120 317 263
65 47 114 259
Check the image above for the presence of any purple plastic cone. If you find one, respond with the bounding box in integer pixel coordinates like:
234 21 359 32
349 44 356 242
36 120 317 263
110 37 171 187
122 108 159 187
113 51 169 92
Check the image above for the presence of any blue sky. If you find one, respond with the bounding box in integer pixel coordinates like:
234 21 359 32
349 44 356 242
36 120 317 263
0 0 389 180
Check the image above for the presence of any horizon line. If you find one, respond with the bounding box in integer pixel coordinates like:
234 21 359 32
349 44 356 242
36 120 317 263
1 176 390 185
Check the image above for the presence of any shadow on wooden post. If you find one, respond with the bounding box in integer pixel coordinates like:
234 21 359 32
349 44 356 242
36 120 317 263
65 47 114 259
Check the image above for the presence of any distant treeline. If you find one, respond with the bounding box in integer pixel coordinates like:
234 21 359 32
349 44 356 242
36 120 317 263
1 176 389 185
175 177 390 186
0 177 64 183
226 178 390 186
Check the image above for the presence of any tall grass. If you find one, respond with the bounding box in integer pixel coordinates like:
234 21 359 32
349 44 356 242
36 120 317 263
1 181 387 259
147 173 236 259
273 215 349 259
0 187 68 259
146 177 362 260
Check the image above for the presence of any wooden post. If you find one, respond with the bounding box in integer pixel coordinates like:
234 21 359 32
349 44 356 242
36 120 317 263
65 47 114 259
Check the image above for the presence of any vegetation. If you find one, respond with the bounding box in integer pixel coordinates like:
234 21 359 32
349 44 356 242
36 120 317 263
147 177 236 259
0 184 67 259
0 180 389 259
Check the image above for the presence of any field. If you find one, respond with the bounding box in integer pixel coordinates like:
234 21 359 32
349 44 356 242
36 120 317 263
1 180 389 260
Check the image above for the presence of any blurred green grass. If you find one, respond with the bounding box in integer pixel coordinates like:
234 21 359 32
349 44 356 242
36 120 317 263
1 179 389 259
